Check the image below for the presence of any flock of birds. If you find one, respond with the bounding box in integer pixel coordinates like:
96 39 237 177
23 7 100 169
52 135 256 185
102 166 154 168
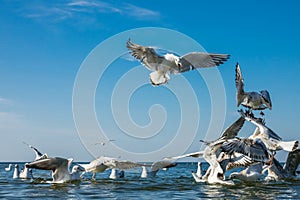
3 39 300 185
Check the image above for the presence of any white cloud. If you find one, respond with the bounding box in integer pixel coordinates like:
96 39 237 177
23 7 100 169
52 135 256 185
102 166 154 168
18 0 160 24
122 4 160 20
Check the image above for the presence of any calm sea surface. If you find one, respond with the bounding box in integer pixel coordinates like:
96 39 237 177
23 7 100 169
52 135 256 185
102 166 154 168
1 162 299 199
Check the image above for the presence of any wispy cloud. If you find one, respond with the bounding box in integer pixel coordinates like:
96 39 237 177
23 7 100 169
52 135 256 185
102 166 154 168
122 3 160 20
16 0 160 24
0 97 13 106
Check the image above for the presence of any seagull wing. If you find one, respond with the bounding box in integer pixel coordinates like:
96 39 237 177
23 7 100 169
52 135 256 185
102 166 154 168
151 160 177 172
235 63 246 106
113 160 144 170
25 157 67 172
179 52 230 72
221 138 271 162
164 151 204 160
126 39 164 71
283 149 300 176
220 117 245 139
239 110 282 141
260 90 272 109
23 142 44 159
223 153 254 171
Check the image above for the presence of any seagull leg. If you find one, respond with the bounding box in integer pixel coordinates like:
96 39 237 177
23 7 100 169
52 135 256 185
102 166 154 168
92 173 96 181
268 152 276 166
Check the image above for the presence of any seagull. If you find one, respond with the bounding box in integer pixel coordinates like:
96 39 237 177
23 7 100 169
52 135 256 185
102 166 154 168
229 162 268 182
23 142 48 161
199 117 246 185
196 162 203 178
95 139 116 146
191 162 205 183
80 156 143 180
235 63 272 114
19 163 33 179
109 168 125 179
5 164 12 172
140 159 177 178
168 117 246 185
126 39 230 86
239 110 299 154
25 157 84 183
13 164 20 179
265 149 300 181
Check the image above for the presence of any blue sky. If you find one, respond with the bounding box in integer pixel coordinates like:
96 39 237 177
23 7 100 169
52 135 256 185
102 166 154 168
0 0 299 162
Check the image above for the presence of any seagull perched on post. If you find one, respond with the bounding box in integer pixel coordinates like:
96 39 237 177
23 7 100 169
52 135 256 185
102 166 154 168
235 63 272 115
126 39 230 86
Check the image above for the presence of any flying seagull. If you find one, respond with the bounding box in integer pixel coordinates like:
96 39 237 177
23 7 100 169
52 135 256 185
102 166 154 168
235 63 272 114
126 39 230 86
239 110 298 153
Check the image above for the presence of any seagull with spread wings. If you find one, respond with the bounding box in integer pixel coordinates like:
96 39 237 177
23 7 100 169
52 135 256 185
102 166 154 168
126 39 230 86
80 156 144 180
25 157 84 183
239 110 298 153
235 63 272 115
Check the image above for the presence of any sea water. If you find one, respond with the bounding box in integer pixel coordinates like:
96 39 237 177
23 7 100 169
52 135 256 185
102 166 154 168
1 162 299 199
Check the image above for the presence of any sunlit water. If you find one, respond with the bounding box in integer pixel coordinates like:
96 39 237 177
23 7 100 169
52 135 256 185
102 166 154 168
1 162 299 199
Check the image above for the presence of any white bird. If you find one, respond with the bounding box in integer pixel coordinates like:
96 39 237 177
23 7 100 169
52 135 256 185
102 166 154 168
229 162 268 182
265 149 300 181
199 117 247 185
239 110 298 154
140 159 177 178
169 117 246 185
81 156 143 180
5 164 12 172
235 63 272 113
13 164 20 179
23 142 48 161
109 168 124 179
126 39 230 86
19 163 33 179
196 162 203 178
25 157 84 183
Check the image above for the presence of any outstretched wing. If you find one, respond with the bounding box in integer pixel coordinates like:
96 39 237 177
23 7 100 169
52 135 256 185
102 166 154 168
219 152 254 171
151 160 177 172
220 117 245 139
235 63 245 106
221 138 271 162
179 52 230 72
110 160 144 170
163 151 204 160
283 149 300 176
126 39 164 71
25 157 67 172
